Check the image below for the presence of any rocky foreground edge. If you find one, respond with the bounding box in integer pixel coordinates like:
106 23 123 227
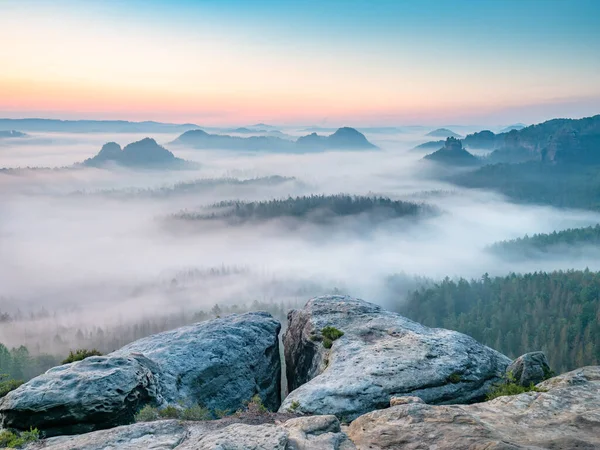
17 366 600 449
0 295 599 449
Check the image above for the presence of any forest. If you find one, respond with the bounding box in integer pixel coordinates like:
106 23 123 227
174 194 434 224
451 162 600 210
490 225 600 259
398 270 600 373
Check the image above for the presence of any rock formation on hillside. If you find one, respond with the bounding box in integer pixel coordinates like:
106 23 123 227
423 137 480 166
172 127 376 152
426 128 462 138
279 295 510 420
348 366 600 449
82 138 192 168
462 129 501 150
0 312 281 436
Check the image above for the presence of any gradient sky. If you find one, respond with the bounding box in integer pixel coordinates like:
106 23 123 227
1 0 599 126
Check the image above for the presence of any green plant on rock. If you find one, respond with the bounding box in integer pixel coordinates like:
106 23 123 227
215 408 231 418
321 326 344 349
447 372 462 383
62 349 103 364
0 428 39 448
486 372 544 401
135 405 160 422
180 404 211 421
158 405 180 419
245 394 268 414
288 400 301 412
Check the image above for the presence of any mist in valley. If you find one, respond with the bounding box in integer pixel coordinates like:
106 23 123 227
1 128 599 361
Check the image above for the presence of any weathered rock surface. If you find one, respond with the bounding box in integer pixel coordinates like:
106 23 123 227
507 351 552 386
348 366 600 449
1 312 281 436
280 295 511 419
112 311 282 412
26 416 353 450
0 355 161 436
24 367 600 449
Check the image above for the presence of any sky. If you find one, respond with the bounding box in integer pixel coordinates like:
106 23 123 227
1 0 599 126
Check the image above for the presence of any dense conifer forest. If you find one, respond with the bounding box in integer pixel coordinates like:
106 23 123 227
398 270 600 373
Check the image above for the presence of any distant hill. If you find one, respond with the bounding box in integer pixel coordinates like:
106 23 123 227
82 138 192 168
462 130 503 150
413 140 445 151
423 137 479 166
0 130 28 138
172 127 376 152
0 119 199 133
499 124 526 133
489 225 600 260
426 128 462 138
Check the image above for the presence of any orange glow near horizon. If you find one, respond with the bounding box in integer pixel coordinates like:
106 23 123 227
1 2 599 125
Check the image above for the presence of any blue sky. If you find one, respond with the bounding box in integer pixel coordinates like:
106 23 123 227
1 0 599 125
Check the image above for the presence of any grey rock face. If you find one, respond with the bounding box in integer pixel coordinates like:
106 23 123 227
0 355 160 437
283 415 356 450
29 420 188 450
348 366 600 449
1 312 281 436
506 351 552 386
112 311 282 412
26 416 353 450
280 295 510 420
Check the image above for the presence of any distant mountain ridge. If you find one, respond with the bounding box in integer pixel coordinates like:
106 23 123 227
426 128 462 138
82 138 193 168
415 115 600 164
172 126 376 152
0 119 200 133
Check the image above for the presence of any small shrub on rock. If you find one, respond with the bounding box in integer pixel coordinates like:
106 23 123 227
288 400 301 412
135 405 160 422
180 404 211 421
486 372 544 401
246 394 268 414
215 408 231 418
0 428 39 448
158 405 180 419
62 349 102 364
447 373 462 383
321 326 344 349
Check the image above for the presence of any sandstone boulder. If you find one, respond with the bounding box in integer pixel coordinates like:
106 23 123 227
1 312 281 436
506 351 552 386
0 354 160 437
348 366 600 449
25 416 353 450
279 295 510 420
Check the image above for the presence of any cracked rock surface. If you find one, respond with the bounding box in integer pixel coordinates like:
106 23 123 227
279 295 510 419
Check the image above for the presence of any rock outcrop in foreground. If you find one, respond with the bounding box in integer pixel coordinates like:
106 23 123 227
0 312 281 436
280 295 510 419
348 366 600 449
23 367 600 449
24 415 355 450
